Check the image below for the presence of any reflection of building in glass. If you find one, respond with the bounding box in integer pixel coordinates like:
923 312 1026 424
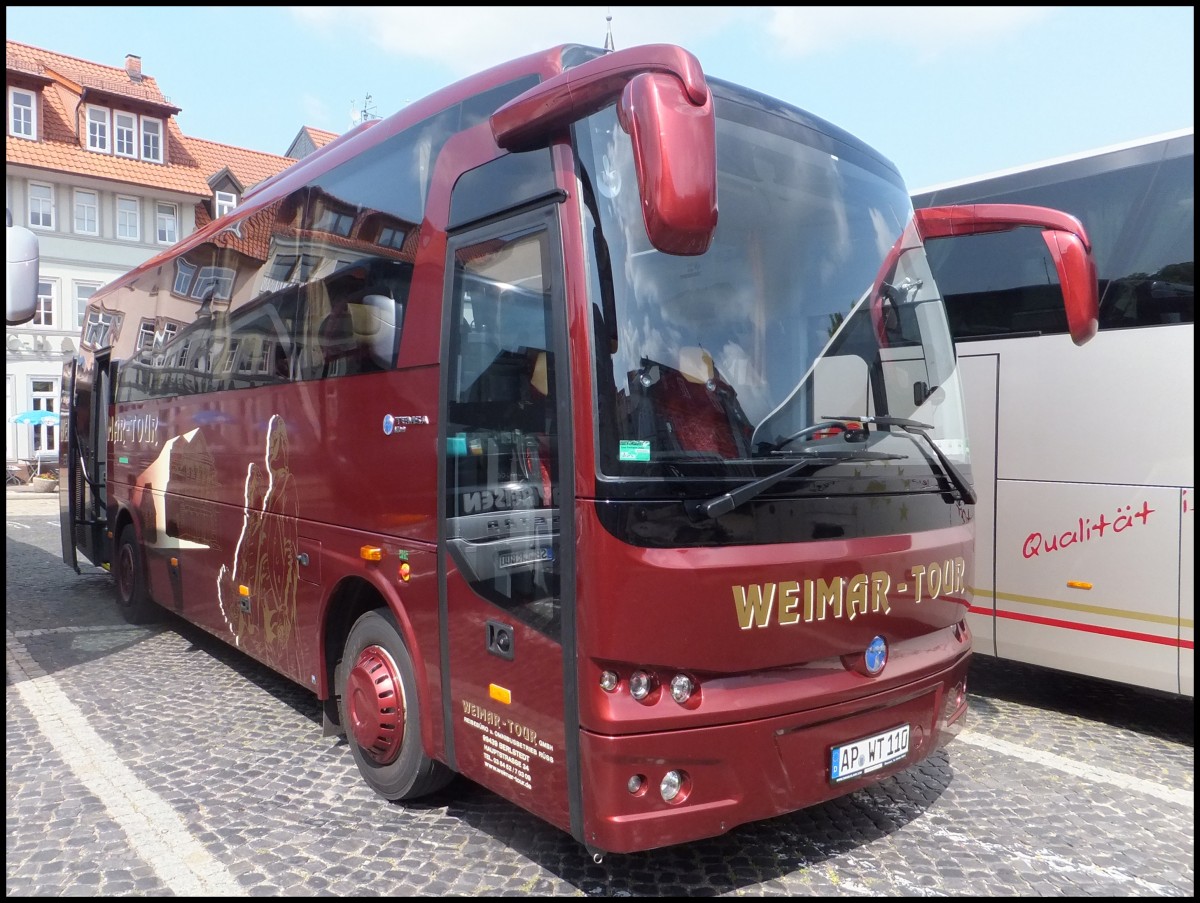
5 37 313 466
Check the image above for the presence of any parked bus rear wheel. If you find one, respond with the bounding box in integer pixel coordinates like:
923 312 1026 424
339 608 452 800
114 524 159 625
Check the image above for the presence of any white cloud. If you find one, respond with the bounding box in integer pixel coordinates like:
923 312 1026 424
765 6 1054 58
290 6 750 74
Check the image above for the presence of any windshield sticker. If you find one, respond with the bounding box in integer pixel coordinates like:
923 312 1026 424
619 440 651 462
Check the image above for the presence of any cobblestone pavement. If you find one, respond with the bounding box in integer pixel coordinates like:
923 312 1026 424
7 492 1194 896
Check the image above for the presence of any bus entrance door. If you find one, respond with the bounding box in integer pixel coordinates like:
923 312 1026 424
63 351 111 574
440 210 573 836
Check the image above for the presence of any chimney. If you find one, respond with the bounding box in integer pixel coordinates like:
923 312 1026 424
125 54 142 82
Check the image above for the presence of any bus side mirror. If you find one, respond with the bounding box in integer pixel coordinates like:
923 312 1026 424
616 72 717 256
490 44 718 257
913 203 1099 346
6 212 39 326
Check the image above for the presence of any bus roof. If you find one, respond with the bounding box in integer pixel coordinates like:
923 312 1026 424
911 126 1194 197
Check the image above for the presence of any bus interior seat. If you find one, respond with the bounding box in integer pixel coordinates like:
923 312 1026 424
678 345 715 384
643 345 751 457
530 349 548 397
346 293 401 371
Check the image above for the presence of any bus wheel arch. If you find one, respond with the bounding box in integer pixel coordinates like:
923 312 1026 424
337 605 453 801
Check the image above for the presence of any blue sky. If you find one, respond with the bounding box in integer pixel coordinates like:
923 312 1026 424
7 6 1194 190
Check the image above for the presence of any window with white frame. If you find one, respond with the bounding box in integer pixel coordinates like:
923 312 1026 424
192 266 235 301
141 118 163 163
137 320 156 350
29 182 54 229
266 253 320 284
30 379 59 456
220 338 241 373
73 189 99 235
34 279 56 328
116 195 140 240
114 111 137 157
215 190 237 218
86 105 111 152
84 309 116 347
173 259 196 295
9 87 36 140
156 202 178 244
73 282 100 330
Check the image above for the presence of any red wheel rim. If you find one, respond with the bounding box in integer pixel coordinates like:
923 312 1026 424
346 644 405 764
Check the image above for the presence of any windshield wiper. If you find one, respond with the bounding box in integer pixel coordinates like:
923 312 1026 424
689 449 904 520
822 415 977 505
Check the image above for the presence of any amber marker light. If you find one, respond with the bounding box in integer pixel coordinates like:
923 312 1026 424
360 545 384 562
489 684 512 704
1066 580 1093 590
398 561 411 582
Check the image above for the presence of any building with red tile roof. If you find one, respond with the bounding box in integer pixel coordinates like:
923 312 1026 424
285 125 339 160
5 39 322 468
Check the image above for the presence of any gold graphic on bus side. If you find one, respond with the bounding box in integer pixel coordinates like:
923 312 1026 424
215 413 301 678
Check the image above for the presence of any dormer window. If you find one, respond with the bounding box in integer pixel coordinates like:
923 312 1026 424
8 87 37 140
115 111 138 157
84 103 165 163
86 105 111 152
141 117 163 162
215 190 237 219
313 206 354 237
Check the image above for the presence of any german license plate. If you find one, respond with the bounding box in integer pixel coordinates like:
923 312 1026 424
830 724 910 783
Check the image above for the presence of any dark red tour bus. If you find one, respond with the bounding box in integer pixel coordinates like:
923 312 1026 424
25 44 1099 857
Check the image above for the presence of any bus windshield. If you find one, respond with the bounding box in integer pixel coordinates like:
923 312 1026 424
577 80 968 496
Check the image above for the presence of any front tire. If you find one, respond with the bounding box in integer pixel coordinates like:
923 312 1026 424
114 524 159 625
338 608 452 800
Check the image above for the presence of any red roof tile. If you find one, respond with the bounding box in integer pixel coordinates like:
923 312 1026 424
303 126 339 149
6 40 295 199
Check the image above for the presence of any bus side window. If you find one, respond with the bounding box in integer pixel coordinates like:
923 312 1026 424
312 285 402 378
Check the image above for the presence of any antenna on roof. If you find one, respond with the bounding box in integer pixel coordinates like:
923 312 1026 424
604 9 615 51
351 94 379 127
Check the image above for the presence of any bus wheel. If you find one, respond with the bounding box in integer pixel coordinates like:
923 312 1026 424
114 525 159 625
339 609 452 801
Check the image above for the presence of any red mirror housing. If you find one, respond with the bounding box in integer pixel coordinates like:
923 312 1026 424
913 204 1099 345
491 44 718 257
617 72 717 256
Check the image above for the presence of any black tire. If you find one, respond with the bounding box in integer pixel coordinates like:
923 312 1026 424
114 524 160 625
338 608 452 800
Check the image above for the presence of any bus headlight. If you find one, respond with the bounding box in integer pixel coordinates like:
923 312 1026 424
599 670 619 692
669 673 694 704
629 670 655 701
660 769 686 802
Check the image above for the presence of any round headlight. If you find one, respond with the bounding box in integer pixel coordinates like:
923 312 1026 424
670 674 694 704
599 670 619 692
629 670 654 701
660 770 683 801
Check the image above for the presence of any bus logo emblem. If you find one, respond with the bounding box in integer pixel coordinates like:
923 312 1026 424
864 636 888 676
383 414 430 435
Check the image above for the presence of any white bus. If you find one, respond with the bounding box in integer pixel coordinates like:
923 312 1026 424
912 128 1194 698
